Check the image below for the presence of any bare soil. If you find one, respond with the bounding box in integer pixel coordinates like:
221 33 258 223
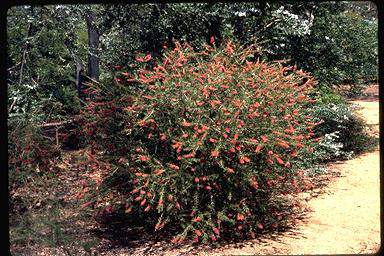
9 85 381 255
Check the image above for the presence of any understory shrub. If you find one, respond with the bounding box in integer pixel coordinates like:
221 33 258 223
8 118 61 192
305 102 377 162
78 39 321 243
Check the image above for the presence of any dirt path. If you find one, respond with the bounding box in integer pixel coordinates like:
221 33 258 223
123 90 380 255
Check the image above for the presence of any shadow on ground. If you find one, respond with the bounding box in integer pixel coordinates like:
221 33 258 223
89 195 312 255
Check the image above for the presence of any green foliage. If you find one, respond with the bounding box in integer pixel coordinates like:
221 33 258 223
7 6 82 119
305 102 378 162
312 85 345 105
79 40 320 243
286 3 378 87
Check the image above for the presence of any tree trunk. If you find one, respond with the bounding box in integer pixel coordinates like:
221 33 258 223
18 6 35 87
86 10 100 81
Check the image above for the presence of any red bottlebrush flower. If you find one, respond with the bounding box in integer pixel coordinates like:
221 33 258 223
144 53 151 62
223 133 228 139
193 235 199 243
144 205 151 212
255 145 262 153
192 217 201 222
160 133 167 140
158 199 164 207
171 237 179 244
236 213 245 221
154 169 165 176
210 36 215 45
205 185 212 191
202 176 207 182
140 198 147 206
135 196 142 201
175 202 181 209
142 95 154 100
125 207 132 213
139 155 150 161
210 234 217 241
226 43 234 55
234 133 239 140
209 138 217 143
290 150 298 157
225 128 230 133
276 141 290 149
181 121 193 127
182 133 189 138
167 195 173 202
275 155 285 165
284 127 295 134
297 94 306 101
81 201 92 208
250 178 258 189
211 150 220 158
195 229 202 236
213 227 220 235
296 143 304 148
261 135 268 143
229 147 236 153
169 164 180 170
208 86 217 91
184 152 195 158
285 161 291 168
196 101 204 106
131 188 139 194
194 177 199 183
227 167 235 174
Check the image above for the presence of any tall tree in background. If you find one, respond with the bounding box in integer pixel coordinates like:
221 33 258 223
85 7 100 81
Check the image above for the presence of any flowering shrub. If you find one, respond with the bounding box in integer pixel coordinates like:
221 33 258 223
79 39 321 243
8 120 61 189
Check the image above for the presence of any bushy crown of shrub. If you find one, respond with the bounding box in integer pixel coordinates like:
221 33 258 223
79 39 320 243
